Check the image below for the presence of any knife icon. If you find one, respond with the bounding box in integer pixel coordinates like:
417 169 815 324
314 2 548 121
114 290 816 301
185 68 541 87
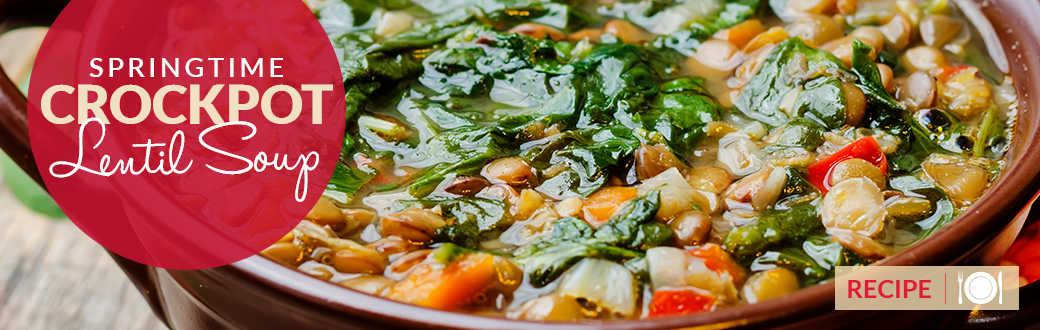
999 271 1003 304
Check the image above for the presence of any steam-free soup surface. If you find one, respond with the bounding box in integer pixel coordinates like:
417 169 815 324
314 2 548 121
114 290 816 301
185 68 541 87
263 0 1017 320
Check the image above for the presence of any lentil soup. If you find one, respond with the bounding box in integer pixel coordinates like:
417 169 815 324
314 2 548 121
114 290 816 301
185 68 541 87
263 0 1017 320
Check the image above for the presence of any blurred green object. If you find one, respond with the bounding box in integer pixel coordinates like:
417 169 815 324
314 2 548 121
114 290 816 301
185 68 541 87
0 64 65 218
1 152 65 218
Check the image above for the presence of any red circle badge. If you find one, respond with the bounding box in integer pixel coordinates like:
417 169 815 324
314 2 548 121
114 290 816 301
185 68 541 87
27 0 346 269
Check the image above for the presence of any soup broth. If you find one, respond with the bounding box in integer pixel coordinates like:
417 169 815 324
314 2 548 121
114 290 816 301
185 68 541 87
263 0 1017 320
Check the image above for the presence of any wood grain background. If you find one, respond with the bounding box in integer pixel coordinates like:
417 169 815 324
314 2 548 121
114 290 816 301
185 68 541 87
0 27 167 330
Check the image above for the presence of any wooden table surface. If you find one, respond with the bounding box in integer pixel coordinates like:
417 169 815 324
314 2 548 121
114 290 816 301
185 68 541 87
0 182 168 330
0 28 167 330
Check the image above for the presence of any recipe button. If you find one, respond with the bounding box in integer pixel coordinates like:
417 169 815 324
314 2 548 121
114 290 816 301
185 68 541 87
835 266 1019 310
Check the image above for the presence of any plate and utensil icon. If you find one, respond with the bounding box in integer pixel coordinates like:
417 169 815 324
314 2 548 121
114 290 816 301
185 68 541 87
960 271 1003 305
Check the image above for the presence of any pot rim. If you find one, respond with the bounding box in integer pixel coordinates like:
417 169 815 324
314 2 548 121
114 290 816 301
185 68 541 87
223 0 1040 328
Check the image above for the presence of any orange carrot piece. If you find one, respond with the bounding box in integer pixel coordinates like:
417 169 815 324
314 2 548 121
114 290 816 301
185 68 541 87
716 19 765 49
388 253 496 310
582 187 639 228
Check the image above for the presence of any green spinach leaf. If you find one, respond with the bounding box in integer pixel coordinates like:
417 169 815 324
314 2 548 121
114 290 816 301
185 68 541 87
407 126 511 197
848 40 947 172
644 81 722 156
513 191 673 286
753 236 870 284
734 38 848 128
398 196 511 249
723 198 823 263
572 44 663 128
534 126 641 198
794 77 847 129
327 161 375 198
651 0 763 56
775 117 825 149
888 176 958 243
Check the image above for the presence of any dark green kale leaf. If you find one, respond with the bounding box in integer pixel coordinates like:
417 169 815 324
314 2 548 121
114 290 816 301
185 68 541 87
343 84 378 122
734 38 945 173
777 166 820 205
769 200 824 244
372 16 477 52
513 242 645 286
493 86 580 136
489 69 553 108
660 77 710 94
592 192 674 251
415 27 562 96
332 12 478 91
409 0 581 30
410 28 580 136
480 1 577 30
410 100 478 131
753 247 829 284
420 47 492 96
513 191 673 286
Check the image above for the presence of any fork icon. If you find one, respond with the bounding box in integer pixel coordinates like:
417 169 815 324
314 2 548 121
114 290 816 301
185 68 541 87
957 271 964 304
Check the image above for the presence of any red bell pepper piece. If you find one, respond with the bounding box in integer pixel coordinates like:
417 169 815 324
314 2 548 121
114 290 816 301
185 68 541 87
806 137 887 193
648 289 716 317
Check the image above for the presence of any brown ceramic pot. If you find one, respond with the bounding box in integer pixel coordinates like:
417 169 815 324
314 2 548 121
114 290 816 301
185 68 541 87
1 0 1039 329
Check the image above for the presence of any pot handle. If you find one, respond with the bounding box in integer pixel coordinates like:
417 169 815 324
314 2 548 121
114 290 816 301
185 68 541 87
0 4 41 186
0 0 171 327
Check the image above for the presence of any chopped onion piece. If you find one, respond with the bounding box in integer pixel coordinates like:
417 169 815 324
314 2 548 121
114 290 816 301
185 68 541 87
646 247 738 305
647 247 690 290
556 259 637 317
718 133 766 177
751 167 788 211
626 0 724 35
638 168 701 220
